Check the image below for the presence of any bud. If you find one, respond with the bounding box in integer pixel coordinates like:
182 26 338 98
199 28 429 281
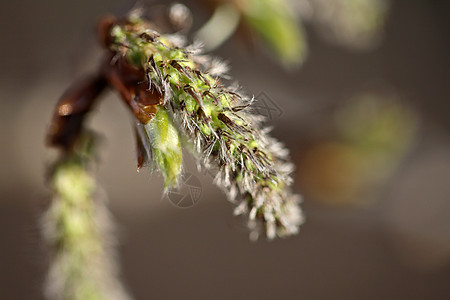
137 106 183 189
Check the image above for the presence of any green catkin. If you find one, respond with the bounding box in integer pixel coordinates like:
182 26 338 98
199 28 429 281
113 13 304 240
43 134 130 300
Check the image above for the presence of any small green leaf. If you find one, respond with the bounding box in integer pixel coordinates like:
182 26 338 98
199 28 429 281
145 107 182 188
242 0 307 66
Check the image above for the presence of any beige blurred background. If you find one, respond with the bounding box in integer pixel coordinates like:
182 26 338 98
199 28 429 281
0 0 449 299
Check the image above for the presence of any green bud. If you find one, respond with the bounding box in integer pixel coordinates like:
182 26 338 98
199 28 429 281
144 107 182 188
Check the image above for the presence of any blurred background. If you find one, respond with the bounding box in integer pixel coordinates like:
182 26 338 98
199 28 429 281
0 0 449 299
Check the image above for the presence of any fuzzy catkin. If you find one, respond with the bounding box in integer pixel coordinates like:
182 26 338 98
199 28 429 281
111 13 304 240
43 135 130 300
